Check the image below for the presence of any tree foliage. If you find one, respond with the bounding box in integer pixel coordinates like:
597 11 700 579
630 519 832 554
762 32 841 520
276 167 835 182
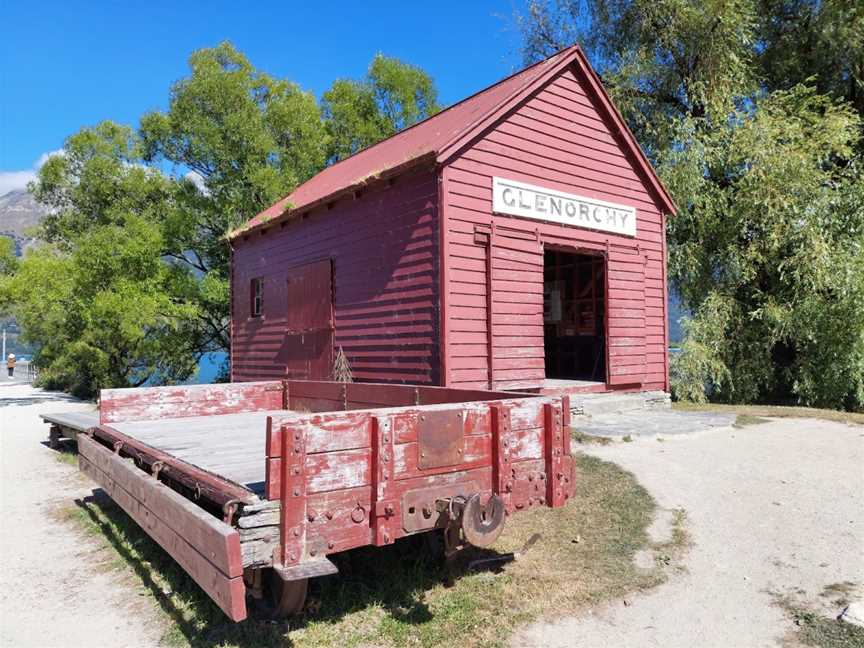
321 54 440 162
2 42 439 397
520 0 864 409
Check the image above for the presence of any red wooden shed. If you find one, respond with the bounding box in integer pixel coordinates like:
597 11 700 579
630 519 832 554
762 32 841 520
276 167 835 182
228 45 676 396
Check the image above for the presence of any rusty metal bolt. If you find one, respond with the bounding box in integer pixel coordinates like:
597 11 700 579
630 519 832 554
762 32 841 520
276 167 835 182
325 510 333 520
328 541 335 549
539 473 546 480
310 549 317 557
422 505 433 518
293 528 301 537
293 487 301 497
383 531 391 543
294 432 301 441
384 503 395 516
288 552 296 561
457 448 463 455
420 415 426 421
307 511 316 522
528 473 534 481
293 467 300 475
420 452 426 459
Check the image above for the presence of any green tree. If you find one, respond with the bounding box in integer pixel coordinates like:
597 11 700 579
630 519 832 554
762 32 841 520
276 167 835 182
139 41 327 353
0 237 17 277
519 1 864 409
1 217 197 397
321 54 441 161
5 42 441 397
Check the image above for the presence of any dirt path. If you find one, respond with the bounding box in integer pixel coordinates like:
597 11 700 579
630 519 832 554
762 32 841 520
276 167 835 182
0 383 163 648
516 417 864 647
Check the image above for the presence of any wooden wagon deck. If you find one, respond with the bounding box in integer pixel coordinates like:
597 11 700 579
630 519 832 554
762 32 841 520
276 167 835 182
39 410 98 441
108 411 284 495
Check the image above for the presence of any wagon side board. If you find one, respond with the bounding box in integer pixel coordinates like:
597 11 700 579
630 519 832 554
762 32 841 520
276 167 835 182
77 434 247 622
264 395 577 569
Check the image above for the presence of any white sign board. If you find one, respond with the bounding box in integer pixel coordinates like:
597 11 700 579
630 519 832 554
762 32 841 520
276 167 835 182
491 177 637 237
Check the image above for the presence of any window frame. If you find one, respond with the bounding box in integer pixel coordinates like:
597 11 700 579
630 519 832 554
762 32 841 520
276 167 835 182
250 277 263 318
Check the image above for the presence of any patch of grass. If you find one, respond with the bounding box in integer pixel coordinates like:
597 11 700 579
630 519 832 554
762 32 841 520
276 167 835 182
64 453 667 648
51 440 79 465
733 414 772 428
569 428 613 445
673 402 864 426
650 509 691 570
778 600 864 648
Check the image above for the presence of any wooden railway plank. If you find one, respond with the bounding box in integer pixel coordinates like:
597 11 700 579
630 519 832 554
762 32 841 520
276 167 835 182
78 444 246 621
78 435 243 578
100 381 285 424
91 425 256 506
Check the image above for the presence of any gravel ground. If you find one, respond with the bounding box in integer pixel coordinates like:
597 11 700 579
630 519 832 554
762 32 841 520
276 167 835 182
3 382 862 648
515 418 864 647
0 383 163 648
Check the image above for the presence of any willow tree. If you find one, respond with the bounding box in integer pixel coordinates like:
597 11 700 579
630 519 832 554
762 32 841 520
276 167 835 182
520 0 864 409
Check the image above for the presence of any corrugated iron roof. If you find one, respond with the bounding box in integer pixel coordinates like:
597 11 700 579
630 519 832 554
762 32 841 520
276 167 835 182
232 45 675 239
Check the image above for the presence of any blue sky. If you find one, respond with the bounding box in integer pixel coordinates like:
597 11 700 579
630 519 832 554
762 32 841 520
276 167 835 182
0 1 529 194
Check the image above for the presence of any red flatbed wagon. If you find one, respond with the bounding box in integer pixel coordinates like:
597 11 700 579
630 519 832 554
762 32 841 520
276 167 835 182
48 380 575 621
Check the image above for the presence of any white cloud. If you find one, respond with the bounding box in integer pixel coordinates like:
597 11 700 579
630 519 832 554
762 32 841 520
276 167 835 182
0 170 37 195
184 170 210 195
0 150 65 196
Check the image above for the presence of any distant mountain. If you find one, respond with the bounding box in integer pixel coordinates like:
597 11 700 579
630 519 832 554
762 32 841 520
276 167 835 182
0 189 48 255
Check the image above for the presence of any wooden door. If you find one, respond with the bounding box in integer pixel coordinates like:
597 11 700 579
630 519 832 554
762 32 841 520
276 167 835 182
488 228 545 390
284 259 334 380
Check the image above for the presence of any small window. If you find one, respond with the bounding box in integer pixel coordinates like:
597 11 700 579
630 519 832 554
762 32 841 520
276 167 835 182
250 278 263 317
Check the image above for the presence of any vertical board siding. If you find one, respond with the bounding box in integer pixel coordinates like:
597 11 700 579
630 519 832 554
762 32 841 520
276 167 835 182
489 228 545 390
443 63 668 391
231 169 440 385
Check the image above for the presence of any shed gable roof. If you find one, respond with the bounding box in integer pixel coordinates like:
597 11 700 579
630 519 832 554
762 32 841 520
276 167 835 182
232 45 675 239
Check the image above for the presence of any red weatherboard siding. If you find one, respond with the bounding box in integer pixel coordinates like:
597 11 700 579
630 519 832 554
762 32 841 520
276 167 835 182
231 168 440 385
442 63 668 391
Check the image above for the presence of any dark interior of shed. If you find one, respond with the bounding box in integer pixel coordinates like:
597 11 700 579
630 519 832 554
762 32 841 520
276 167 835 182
543 249 606 382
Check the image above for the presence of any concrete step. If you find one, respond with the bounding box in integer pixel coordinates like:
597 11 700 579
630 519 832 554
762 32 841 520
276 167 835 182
570 390 671 417
571 410 736 438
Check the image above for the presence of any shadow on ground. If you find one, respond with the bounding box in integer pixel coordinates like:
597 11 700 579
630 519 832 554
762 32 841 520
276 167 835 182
0 390 82 407
74 490 504 648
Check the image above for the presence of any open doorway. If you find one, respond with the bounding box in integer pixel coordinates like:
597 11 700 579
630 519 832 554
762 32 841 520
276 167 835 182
543 248 606 383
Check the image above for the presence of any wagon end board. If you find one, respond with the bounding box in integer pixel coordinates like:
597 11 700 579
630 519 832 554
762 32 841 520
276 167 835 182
77 434 247 621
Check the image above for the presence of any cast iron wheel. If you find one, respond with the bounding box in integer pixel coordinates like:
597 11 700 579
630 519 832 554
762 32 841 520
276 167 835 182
261 571 308 619
461 493 506 548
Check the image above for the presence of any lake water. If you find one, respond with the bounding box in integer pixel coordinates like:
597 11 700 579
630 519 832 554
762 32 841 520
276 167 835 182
194 352 227 384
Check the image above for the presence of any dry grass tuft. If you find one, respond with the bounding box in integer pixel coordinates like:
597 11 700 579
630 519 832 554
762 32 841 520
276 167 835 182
774 595 864 648
673 402 864 426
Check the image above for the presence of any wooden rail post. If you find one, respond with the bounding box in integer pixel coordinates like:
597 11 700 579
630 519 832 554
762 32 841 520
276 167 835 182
544 401 569 507
370 415 397 546
279 422 307 566
490 403 513 512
